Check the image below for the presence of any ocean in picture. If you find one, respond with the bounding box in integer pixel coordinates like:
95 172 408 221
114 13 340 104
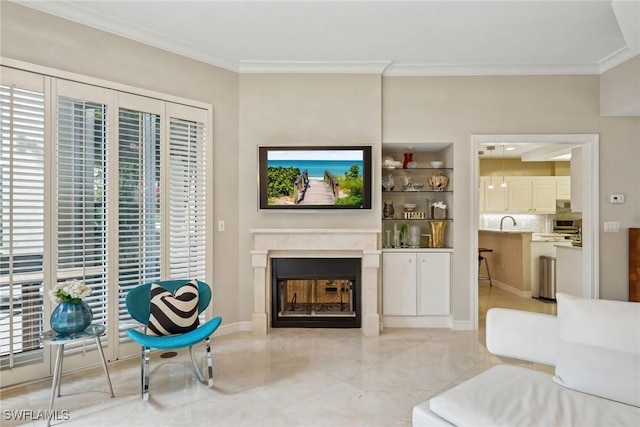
267 160 363 179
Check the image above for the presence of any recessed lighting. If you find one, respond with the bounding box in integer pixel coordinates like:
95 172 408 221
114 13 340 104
505 147 516 151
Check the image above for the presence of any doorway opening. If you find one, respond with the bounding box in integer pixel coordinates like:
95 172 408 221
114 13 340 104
471 134 599 330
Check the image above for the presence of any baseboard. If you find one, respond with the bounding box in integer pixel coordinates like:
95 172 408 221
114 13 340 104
213 321 252 336
491 280 532 298
382 315 452 328
451 320 474 330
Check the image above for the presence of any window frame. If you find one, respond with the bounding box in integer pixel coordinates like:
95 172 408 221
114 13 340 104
0 59 213 387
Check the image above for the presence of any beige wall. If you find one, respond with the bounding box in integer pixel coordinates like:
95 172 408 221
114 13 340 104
238 73 382 321
1 2 241 324
2 3 639 330
480 159 570 176
382 75 639 318
600 55 640 116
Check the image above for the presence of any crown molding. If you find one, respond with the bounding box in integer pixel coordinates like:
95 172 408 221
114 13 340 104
239 61 392 75
600 0 640 73
12 0 240 73
383 63 600 77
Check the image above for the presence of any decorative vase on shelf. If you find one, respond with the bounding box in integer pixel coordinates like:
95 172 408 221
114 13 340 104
430 221 447 248
50 300 93 335
382 174 394 191
428 171 449 191
402 153 413 169
383 201 395 219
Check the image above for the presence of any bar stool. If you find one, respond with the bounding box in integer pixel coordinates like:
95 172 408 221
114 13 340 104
478 248 493 286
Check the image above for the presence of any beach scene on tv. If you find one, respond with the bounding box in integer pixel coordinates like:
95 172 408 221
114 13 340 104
266 149 365 206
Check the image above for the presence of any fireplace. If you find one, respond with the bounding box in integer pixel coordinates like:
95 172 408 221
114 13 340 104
271 258 361 328
250 229 380 336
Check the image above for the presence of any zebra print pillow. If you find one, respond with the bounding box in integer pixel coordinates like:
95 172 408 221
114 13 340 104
148 280 200 336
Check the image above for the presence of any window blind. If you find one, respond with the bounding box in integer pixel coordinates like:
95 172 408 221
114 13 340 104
56 96 108 353
117 108 161 341
168 117 206 281
0 84 46 369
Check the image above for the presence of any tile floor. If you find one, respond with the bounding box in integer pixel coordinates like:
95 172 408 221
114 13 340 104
0 283 556 427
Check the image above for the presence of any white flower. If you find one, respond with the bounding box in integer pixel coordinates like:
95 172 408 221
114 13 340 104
432 201 447 209
49 279 92 303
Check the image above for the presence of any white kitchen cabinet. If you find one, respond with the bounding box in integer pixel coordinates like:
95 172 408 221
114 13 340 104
483 176 507 212
531 178 557 213
556 176 571 200
506 177 532 212
383 251 451 316
493 176 556 214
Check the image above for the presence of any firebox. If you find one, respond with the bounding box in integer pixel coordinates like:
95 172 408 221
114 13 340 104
271 258 361 328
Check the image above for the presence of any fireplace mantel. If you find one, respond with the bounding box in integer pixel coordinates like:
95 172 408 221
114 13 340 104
250 229 380 336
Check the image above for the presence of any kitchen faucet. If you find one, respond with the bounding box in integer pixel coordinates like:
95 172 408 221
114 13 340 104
500 215 517 231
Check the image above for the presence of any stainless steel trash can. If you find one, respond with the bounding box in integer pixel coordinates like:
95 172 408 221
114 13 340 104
539 255 557 300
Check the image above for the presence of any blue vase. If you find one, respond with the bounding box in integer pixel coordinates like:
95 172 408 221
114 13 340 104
50 301 93 335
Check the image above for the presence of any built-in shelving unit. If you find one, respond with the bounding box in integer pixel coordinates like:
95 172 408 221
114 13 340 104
380 143 454 323
381 152 453 249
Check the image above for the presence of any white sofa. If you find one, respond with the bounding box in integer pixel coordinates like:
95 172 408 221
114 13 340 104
413 293 640 426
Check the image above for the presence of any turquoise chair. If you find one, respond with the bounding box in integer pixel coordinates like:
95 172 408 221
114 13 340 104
125 279 222 400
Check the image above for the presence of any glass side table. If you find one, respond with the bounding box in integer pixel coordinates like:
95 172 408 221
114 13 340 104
40 324 114 427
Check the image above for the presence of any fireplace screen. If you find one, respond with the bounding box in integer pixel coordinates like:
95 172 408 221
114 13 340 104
271 258 361 328
278 279 355 317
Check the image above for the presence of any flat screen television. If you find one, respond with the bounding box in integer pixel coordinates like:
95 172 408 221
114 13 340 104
258 145 373 210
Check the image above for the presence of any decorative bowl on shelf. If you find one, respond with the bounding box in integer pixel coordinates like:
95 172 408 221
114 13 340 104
430 161 444 168
427 172 449 191
403 203 417 211
402 183 425 191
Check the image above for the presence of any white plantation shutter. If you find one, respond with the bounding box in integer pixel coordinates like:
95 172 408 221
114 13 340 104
0 79 46 369
117 107 161 341
168 116 206 280
56 95 109 354
0 66 211 386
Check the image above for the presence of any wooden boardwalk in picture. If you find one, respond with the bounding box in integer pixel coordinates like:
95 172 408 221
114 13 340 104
298 179 335 205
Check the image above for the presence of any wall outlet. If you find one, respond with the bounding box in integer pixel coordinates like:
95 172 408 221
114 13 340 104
609 194 624 204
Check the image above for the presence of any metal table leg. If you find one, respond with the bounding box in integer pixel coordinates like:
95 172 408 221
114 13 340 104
95 336 114 398
47 344 64 427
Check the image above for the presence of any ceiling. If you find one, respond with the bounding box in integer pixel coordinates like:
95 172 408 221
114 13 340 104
478 142 578 161
13 0 640 76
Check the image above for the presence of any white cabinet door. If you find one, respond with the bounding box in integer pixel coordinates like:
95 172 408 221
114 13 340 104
531 178 556 213
556 176 571 200
484 176 507 212
382 253 417 315
416 252 451 315
506 177 532 212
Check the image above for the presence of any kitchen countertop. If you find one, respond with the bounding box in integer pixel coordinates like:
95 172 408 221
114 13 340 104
479 229 533 234
532 232 573 242
555 244 582 250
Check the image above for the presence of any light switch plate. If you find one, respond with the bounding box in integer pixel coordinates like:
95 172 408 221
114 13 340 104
603 221 620 232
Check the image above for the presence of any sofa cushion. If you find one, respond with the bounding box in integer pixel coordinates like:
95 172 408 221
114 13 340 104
425 365 640 427
553 293 640 407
